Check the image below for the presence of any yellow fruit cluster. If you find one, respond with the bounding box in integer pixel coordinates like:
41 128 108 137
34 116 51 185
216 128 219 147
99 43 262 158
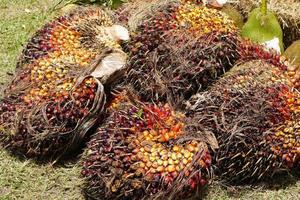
271 64 300 89
175 2 237 35
131 140 209 178
269 121 300 166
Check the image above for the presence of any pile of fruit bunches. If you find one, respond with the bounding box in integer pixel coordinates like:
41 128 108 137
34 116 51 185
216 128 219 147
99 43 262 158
186 58 299 183
122 1 240 104
82 92 213 200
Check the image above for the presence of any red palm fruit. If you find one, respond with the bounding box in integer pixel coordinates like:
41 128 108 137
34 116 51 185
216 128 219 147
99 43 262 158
82 90 215 200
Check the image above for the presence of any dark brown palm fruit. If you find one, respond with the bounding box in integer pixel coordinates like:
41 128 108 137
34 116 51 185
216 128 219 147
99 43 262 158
122 1 239 105
82 91 214 200
186 60 300 183
231 0 300 47
0 7 126 159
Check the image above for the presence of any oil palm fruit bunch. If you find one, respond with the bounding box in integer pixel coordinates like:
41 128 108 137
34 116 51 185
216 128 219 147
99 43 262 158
122 1 239 105
186 59 300 183
0 7 129 158
241 0 284 54
82 90 215 200
284 40 300 67
232 0 300 47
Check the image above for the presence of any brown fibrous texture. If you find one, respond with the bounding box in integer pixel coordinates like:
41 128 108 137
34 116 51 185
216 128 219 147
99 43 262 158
119 1 239 106
186 60 300 183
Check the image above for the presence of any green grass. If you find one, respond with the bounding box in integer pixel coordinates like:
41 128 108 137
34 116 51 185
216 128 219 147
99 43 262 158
0 0 299 199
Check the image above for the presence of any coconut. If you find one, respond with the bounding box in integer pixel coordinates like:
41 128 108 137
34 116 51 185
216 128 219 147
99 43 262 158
241 0 284 54
0 7 128 159
120 1 239 106
231 0 300 47
186 60 300 183
82 90 217 200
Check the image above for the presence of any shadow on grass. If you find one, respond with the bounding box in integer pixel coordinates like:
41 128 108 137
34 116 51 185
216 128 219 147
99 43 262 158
0 119 102 168
201 168 300 199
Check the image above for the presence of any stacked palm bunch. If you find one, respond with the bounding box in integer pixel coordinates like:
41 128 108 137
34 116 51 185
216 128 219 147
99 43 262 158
231 0 300 47
82 90 216 200
186 57 300 183
120 1 239 105
0 7 129 158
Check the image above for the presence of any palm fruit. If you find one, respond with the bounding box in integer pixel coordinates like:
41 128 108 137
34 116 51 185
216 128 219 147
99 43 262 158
241 0 284 53
82 90 215 200
18 6 117 67
0 7 128 159
122 1 239 105
186 59 300 183
231 0 300 47
237 39 300 89
284 40 300 66
0 76 105 158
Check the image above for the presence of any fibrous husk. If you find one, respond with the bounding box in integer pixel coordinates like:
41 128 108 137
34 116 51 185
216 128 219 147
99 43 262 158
82 90 215 200
186 60 300 183
0 7 127 159
231 0 300 47
120 1 239 106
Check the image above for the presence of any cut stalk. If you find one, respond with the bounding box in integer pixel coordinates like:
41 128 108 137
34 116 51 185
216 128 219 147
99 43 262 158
261 0 268 15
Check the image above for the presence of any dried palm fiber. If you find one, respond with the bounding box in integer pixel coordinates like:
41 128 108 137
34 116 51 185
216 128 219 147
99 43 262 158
0 7 129 159
231 0 300 47
81 90 217 200
115 0 176 29
185 59 300 183
120 1 239 106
